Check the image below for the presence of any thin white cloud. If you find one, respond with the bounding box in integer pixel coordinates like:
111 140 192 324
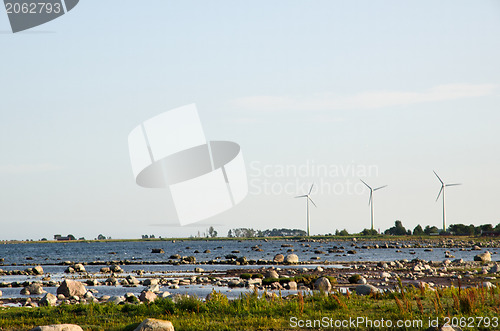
231 84 498 111
0 163 63 174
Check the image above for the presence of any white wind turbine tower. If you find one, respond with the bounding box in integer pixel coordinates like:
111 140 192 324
433 171 461 232
360 180 387 232
295 184 316 236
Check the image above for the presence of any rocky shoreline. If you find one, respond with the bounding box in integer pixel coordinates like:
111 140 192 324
1 246 499 308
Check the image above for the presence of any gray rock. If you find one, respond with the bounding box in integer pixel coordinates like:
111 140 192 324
264 270 279 279
33 266 44 275
110 264 123 273
22 284 45 295
314 277 332 292
285 254 299 264
287 281 297 290
133 318 174 331
39 293 57 306
57 280 87 298
86 279 99 286
148 284 161 293
355 284 380 295
107 296 125 304
29 325 83 331
488 264 499 274
228 279 241 287
474 252 491 262
143 278 159 286
73 264 86 273
126 275 140 285
105 277 119 286
357 277 367 284
139 290 157 303
483 281 496 289
160 291 171 298
273 254 285 263
194 267 204 273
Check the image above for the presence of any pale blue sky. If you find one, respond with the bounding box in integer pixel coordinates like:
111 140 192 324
1 1 499 240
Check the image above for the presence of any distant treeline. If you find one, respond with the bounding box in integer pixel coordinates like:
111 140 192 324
225 221 500 238
344 221 500 237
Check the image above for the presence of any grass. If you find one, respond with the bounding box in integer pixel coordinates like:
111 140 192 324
1 283 500 330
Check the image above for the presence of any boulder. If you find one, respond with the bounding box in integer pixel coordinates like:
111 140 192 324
33 266 44 275
264 270 279 279
488 264 499 274
86 279 99 286
152 249 165 254
314 277 332 293
483 281 496 289
273 254 284 263
285 254 299 264
57 280 87 298
474 252 491 262
107 296 125 304
40 293 57 306
148 284 161 293
287 281 297 290
110 264 124 273
0 290 2 297
30 325 83 331
139 290 157 303
133 318 174 331
236 256 247 264
126 276 140 285
194 267 204 273
73 264 86 273
355 284 380 296
143 278 159 286
22 284 45 295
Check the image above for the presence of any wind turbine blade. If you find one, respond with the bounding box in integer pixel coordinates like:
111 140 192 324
374 185 387 191
295 195 307 198
445 183 461 187
360 179 371 189
435 186 443 201
308 184 314 195
308 197 317 207
433 170 444 185
368 191 372 206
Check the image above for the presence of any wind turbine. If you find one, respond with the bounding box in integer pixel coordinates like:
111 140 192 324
360 180 387 231
433 171 461 232
295 184 316 236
